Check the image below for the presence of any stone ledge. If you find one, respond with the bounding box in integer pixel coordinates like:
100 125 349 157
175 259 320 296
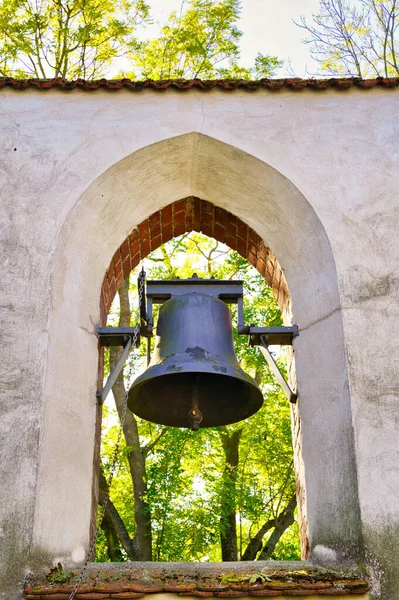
24 562 370 600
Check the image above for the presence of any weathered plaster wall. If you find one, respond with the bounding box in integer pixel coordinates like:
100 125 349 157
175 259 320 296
0 87 398 599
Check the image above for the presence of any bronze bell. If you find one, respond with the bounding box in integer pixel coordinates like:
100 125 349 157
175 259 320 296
128 292 263 429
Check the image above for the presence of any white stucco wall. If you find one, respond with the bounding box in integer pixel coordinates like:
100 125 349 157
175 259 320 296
0 86 398 599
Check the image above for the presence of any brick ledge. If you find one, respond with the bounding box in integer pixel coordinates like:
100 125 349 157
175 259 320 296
24 562 370 599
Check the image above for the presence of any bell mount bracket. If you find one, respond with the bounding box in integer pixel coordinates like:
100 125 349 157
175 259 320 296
248 328 298 404
95 268 150 405
95 275 299 406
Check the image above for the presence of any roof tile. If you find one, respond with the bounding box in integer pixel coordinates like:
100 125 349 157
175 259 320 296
1 76 398 92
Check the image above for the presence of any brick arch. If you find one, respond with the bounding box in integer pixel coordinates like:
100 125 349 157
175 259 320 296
100 197 291 325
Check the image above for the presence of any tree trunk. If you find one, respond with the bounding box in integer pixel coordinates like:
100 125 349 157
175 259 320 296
219 427 243 561
109 276 152 561
99 468 135 560
241 518 276 561
101 513 124 561
258 493 297 560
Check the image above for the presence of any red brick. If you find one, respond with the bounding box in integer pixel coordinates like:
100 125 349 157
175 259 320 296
258 242 267 262
138 220 149 241
113 257 122 279
201 200 213 214
193 219 201 233
248 251 257 267
131 252 141 269
162 224 173 243
237 238 247 257
112 248 121 269
122 256 131 279
162 204 173 225
120 238 129 262
100 299 107 326
193 197 201 230
186 215 193 231
223 235 235 251
214 206 227 225
249 230 260 246
226 217 237 236
141 237 150 257
114 269 123 290
237 220 248 239
106 270 113 289
202 223 213 237
101 285 107 309
129 232 139 257
109 279 116 302
174 210 186 226
129 229 139 243
202 211 213 226
174 199 186 213
102 278 110 298
266 260 275 281
150 223 161 239
248 242 257 258
214 223 226 243
149 211 161 228
256 257 266 276
174 221 186 236
150 235 162 251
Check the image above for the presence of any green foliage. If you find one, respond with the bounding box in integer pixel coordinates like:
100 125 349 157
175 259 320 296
0 0 150 78
0 0 281 79
130 0 281 79
47 563 72 583
98 232 300 563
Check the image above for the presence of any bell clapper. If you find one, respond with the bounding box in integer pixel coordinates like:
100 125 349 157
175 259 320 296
188 377 203 431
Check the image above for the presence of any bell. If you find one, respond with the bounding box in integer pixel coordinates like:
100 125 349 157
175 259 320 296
128 292 263 429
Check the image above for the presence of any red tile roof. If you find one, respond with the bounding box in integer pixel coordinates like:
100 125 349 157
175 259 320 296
24 562 370 600
1 76 399 92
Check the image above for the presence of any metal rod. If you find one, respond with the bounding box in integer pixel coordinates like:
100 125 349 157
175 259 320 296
258 335 297 404
96 337 133 405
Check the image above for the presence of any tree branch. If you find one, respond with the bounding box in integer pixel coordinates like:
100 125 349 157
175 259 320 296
257 493 297 560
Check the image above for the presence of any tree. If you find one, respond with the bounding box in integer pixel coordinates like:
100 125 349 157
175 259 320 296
0 0 281 80
296 0 399 77
0 0 150 78
131 0 281 80
97 233 300 563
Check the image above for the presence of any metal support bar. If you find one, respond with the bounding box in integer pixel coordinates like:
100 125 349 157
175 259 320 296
248 325 299 346
256 335 297 404
96 336 132 405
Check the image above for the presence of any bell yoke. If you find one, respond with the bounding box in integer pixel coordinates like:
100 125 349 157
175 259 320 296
96 271 298 429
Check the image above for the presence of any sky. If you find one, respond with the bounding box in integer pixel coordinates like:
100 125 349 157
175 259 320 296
142 0 322 77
